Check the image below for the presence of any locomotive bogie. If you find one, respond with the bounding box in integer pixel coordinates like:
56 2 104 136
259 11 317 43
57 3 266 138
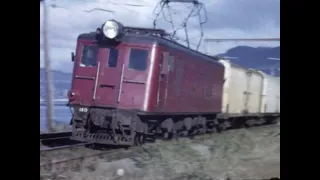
70 107 147 146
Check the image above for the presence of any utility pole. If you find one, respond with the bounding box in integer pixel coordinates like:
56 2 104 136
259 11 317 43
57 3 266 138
42 0 54 131
40 0 114 132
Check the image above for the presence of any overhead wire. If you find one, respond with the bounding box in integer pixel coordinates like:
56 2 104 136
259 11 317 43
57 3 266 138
48 0 203 50
152 0 209 51
45 0 279 55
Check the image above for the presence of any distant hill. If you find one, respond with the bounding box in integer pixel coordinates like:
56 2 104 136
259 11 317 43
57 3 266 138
40 46 280 99
218 46 280 76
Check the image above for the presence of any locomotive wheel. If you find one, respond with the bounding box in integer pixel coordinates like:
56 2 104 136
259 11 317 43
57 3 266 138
211 127 218 133
271 117 280 124
134 133 145 146
163 132 170 140
275 117 280 124
171 131 178 140
218 124 227 132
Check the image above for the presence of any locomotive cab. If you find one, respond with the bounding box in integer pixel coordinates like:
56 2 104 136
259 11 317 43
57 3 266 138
68 20 155 111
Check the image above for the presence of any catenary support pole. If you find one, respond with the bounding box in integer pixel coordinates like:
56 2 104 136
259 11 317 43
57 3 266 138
42 0 54 131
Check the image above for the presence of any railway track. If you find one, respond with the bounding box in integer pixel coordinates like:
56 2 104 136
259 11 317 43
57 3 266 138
40 131 72 141
40 142 92 152
40 148 123 167
40 144 133 176
40 131 87 151
40 131 130 169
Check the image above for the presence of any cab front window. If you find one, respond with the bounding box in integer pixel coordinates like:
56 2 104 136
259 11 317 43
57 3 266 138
107 48 119 68
80 45 98 67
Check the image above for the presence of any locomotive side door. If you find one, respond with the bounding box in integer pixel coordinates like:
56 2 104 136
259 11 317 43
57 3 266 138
119 46 151 110
94 47 125 107
157 52 170 109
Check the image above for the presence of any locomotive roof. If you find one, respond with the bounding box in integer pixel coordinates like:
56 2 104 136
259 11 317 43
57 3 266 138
78 32 222 66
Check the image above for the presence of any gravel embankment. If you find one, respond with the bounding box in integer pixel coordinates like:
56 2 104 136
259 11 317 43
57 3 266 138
40 124 280 180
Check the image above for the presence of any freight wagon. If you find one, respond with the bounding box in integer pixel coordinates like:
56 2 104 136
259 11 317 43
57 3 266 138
218 59 280 128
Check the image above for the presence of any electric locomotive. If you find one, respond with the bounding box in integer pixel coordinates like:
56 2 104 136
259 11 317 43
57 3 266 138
67 20 226 146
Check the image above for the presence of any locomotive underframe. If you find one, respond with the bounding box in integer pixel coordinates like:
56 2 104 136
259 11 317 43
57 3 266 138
69 106 280 146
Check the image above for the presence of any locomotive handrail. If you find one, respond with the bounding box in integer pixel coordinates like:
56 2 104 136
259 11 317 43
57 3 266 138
117 64 125 103
92 62 101 100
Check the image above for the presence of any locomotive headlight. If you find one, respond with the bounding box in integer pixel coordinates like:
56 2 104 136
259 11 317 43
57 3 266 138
102 20 120 39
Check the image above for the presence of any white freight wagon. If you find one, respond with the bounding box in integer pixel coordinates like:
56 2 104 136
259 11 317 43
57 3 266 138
219 60 264 115
260 72 280 113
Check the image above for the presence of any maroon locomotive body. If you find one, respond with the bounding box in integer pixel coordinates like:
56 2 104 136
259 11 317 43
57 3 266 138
68 20 224 146
69 34 224 113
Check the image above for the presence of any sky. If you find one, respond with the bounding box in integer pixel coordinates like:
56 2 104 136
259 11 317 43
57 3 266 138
40 0 280 72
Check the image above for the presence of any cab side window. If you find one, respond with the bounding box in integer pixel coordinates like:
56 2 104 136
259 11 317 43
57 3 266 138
128 49 149 71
